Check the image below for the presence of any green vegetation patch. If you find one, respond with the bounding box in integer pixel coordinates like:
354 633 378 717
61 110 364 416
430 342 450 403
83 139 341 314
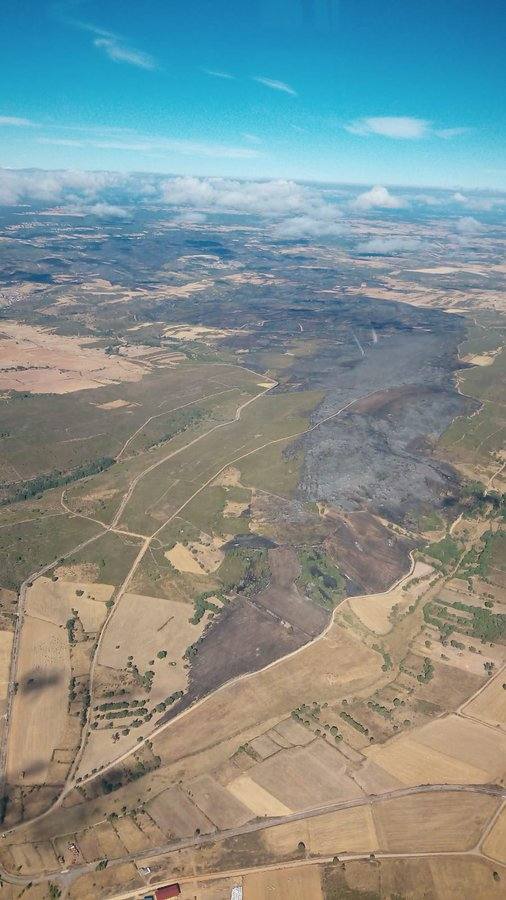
0 457 115 506
340 711 369 735
297 548 345 609
423 535 460 565
190 592 221 624
424 597 506 644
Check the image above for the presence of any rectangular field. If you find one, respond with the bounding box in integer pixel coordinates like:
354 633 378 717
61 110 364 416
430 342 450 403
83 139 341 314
248 740 363 811
6 614 71 785
373 792 498 852
243 865 323 899
462 676 506 729
186 774 253 829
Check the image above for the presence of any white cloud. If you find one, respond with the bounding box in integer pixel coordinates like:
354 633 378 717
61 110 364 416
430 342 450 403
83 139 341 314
0 171 345 240
202 68 235 80
345 117 429 139
38 134 260 160
93 37 156 70
355 236 421 254
272 216 344 239
351 185 406 210
0 170 328 222
253 77 297 96
456 216 485 234
62 17 156 70
160 176 346 238
0 115 37 127
0 168 132 206
345 116 468 140
78 202 129 219
160 176 329 217
434 127 470 139
451 191 505 212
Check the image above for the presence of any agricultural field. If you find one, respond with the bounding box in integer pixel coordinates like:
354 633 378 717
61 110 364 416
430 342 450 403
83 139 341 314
0 186 504 899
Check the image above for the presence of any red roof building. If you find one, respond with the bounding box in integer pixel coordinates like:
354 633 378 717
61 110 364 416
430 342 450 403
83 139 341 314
155 885 181 900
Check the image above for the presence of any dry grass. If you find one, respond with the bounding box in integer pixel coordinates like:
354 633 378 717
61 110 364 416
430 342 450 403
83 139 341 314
462 677 506 730
373 791 498 852
9 841 59 875
150 623 382 787
6 615 70 785
166 534 224 575
146 785 213 837
347 560 433 634
412 628 502 676
365 714 506 786
186 774 252 829
25 576 112 632
247 740 363 811
0 629 13 702
243 865 323 899
111 815 153 853
262 805 377 856
76 592 206 777
227 775 293 816
482 804 506 863
366 735 488 786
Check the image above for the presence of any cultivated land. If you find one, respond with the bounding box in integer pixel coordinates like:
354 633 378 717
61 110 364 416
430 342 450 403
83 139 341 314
0 196 504 898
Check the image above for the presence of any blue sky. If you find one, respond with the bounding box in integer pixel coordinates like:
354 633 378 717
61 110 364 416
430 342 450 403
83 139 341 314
1 0 505 188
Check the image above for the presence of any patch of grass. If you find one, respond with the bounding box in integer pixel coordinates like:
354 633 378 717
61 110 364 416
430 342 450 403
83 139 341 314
423 535 460 565
297 548 345 609
53 529 144 585
417 510 444 532
0 514 100 590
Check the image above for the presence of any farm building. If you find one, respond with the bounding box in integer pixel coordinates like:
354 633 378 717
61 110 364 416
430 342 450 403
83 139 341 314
155 885 181 899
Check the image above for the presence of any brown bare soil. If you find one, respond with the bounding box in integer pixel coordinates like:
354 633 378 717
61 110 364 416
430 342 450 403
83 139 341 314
0 321 146 393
